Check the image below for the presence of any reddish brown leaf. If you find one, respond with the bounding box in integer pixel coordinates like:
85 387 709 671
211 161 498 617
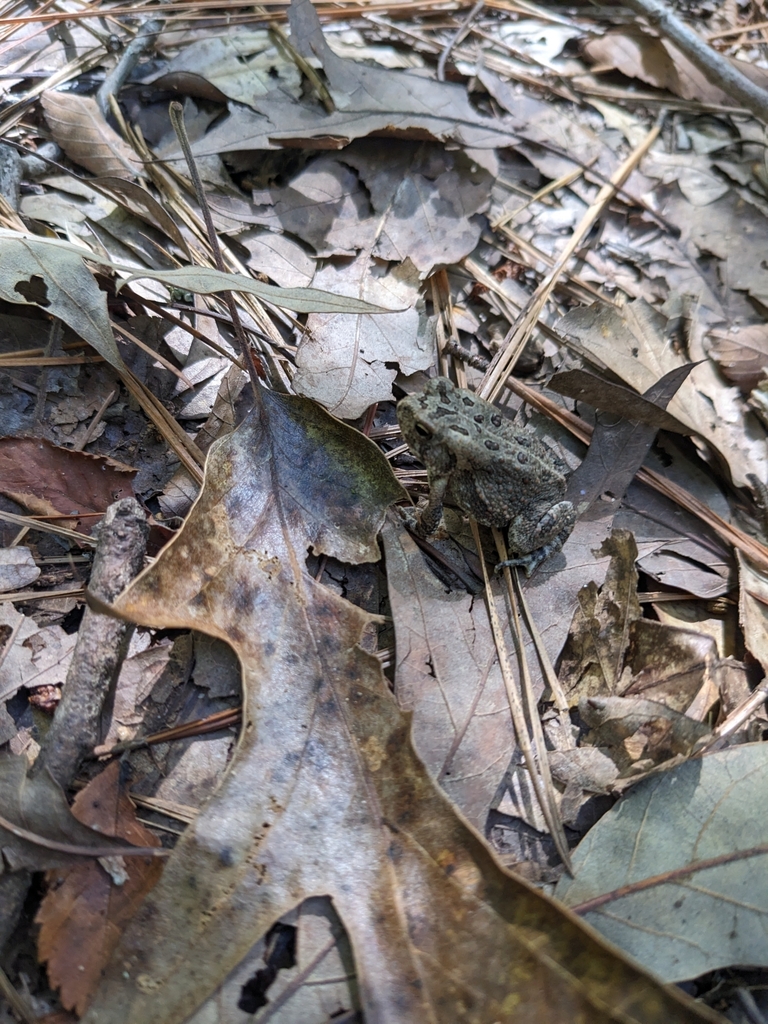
37 762 163 1015
0 437 135 535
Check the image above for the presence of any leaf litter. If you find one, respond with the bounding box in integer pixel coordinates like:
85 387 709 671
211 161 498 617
80 387 720 1024
1 0 768 1021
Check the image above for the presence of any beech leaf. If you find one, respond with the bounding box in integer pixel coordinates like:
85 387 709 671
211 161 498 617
37 761 164 1015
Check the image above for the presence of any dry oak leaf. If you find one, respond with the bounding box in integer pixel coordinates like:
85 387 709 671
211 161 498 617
41 92 145 180
37 761 163 1015
81 386 723 1024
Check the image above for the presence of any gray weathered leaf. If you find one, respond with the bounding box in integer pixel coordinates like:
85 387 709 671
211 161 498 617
0 234 124 369
125 267 393 315
293 257 433 418
557 743 768 981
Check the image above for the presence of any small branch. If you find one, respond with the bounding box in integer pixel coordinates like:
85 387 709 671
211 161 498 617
96 17 164 115
437 0 485 81
623 0 768 123
31 498 149 789
571 840 768 915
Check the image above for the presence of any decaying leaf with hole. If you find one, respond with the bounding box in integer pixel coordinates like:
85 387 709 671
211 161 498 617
81 386 724 1024
0 233 124 370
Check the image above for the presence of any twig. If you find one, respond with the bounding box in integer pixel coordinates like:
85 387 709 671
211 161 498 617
571 840 768 916
623 0 768 123
168 101 265 393
31 498 149 789
96 16 164 114
437 0 484 81
102 707 241 754
0 586 86 603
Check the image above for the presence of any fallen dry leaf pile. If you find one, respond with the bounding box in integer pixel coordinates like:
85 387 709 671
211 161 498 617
1 0 768 1021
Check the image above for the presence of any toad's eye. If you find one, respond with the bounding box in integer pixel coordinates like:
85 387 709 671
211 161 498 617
414 423 432 438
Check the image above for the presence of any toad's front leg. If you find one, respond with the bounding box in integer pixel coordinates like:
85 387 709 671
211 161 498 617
402 471 450 538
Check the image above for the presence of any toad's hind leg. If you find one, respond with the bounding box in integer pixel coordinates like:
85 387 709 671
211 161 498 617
497 500 576 576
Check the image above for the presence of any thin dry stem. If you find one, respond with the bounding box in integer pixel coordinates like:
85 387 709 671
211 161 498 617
470 520 573 873
479 122 661 402
167 100 263 392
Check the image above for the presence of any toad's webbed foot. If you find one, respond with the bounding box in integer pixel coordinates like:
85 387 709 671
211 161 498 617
495 527 571 578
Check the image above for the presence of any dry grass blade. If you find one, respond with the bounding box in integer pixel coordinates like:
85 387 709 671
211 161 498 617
113 323 194 390
0 965 35 1024
0 355 103 367
167 100 257 386
470 520 573 872
509 564 574 745
480 123 661 401
0 587 86 603
491 164 589 229
696 677 768 753
119 370 205 483
0 47 109 137
0 510 97 546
